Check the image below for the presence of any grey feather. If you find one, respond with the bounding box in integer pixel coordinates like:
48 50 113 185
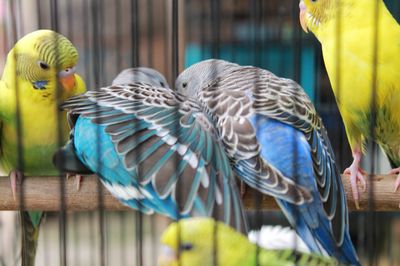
112 67 170 88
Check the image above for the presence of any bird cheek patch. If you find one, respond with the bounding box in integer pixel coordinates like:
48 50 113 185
33 80 48 90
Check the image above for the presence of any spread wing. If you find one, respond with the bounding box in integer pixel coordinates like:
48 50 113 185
60 83 247 232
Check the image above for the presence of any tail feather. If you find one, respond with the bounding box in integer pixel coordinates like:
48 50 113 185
20 211 42 266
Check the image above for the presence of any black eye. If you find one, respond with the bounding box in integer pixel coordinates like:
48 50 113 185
182 82 187 88
179 243 193 251
38 61 50 70
160 81 165 87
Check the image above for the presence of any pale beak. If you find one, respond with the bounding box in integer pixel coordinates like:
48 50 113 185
299 1 309 33
58 66 76 92
157 245 177 266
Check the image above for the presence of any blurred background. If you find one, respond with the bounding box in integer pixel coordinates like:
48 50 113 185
0 0 399 265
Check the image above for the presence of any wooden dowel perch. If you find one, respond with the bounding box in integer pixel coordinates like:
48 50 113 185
0 175 398 211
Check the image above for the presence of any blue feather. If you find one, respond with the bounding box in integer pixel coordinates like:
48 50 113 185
249 114 359 265
73 116 184 218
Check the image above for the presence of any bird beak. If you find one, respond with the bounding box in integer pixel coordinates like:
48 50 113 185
58 66 76 93
299 1 309 33
157 245 177 266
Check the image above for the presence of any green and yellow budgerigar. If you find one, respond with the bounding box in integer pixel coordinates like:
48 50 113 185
0 29 86 265
158 218 337 266
299 0 400 206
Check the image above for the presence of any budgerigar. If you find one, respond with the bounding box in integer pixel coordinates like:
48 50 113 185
175 59 359 265
299 0 400 206
158 217 337 266
53 68 248 232
0 30 86 265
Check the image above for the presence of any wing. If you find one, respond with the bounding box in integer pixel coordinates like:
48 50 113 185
200 66 347 247
198 70 313 205
60 83 247 233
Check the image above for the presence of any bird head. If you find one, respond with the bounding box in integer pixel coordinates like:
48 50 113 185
7 29 84 100
158 218 247 266
112 67 170 88
299 0 334 34
299 0 360 36
175 59 237 98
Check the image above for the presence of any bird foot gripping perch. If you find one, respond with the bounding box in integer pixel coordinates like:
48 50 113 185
66 173 83 191
9 169 23 201
343 150 367 209
388 168 400 208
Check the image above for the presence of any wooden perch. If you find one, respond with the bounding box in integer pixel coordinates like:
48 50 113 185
0 175 398 211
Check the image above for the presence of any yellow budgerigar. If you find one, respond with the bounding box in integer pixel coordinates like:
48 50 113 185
158 218 337 266
0 30 86 265
299 0 400 207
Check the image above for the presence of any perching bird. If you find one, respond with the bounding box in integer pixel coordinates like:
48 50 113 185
175 59 359 265
158 217 337 266
299 0 400 206
53 68 248 233
0 30 86 265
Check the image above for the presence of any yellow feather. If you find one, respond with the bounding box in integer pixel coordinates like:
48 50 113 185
303 0 400 153
0 30 86 175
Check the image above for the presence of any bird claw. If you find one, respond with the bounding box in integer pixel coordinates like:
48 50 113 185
66 173 83 191
389 169 400 208
9 170 23 201
343 165 367 209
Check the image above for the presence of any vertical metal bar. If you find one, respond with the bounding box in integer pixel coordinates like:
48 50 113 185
291 0 302 254
184 0 191 66
82 3 96 265
114 0 126 264
250 0 264 264
163 0 170 82
91 0 106 265
171 0 182 265
83 0 92 89
66 0 74 41
210 0 220 58
199 1 207 60
147 0 154 66
115 0 122 71
229 0 236 62
130 0 144 265
49 0 69 265
210 1 221 265
368 0 380 265
172 0 179 81
131 0 139 67
36 0 42 29
8 0 26 264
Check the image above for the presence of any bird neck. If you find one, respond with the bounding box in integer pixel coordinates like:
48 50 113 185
312 0 394 43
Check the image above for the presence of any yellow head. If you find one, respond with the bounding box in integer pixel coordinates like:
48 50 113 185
158 218 250 266
4 29 85 101
299 0 360 35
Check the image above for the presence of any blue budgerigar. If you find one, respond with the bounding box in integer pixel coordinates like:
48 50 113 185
53 68 248 233
175 59 359 265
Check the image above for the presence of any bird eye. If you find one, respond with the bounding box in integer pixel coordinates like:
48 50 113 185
182 82 188 88
160 81 165 87
179 243 193 251
38 61 50 70
58 66 76 77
